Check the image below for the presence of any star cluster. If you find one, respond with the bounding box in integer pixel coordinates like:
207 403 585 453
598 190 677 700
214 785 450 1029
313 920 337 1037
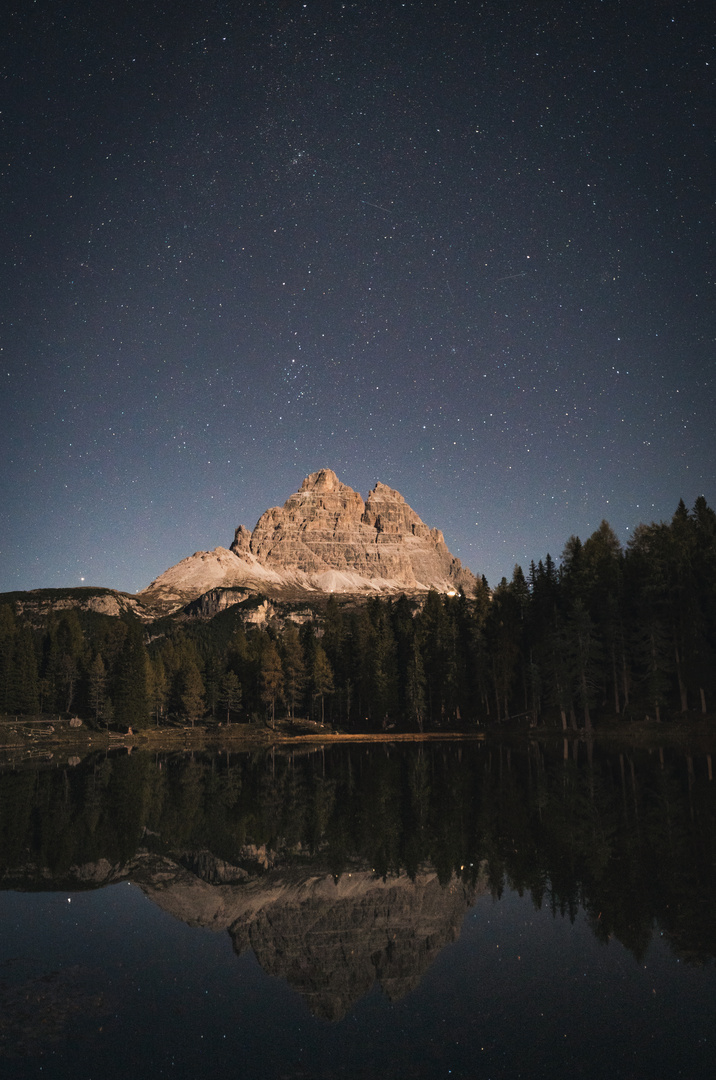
1 0 713 592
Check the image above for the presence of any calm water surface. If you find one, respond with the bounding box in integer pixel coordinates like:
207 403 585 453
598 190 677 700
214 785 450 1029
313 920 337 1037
1 739 715 1079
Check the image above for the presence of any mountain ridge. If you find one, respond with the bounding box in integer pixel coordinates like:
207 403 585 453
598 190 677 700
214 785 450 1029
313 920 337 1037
2 470 477 622
138 468 476 614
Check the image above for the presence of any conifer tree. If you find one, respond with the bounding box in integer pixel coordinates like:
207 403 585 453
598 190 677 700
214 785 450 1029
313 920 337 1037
566 598 600 732
579 521 625 714
348 607 374 721
147 657 169 726
219 670 242 724
312 645 334 725
391 595 421 722
690 496 716 711
10 626 39 716
225 625 250 682
405 638 427 731
202 654 222 719
260 641 284 727
419 591 450 723
113 621 150 728
281 624 306 718
626 521 675 717
60 653 79 714
88 653 107 722
486 580 521 722
366 601 398 721
179 659 205 727
469 576 492 721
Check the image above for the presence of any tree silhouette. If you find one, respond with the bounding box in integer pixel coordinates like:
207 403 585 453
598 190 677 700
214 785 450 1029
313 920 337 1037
312 645 334 725
219 670 242 724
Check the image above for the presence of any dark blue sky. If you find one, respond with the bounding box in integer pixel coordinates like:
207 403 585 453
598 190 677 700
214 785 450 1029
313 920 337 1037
1 0 713 593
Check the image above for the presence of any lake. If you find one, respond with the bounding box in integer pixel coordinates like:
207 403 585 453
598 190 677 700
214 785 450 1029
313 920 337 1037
1 738 715 1078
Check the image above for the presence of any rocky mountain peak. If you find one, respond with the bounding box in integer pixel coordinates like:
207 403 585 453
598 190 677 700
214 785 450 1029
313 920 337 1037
139 469 476 612
299 468 345 494
231 524 252 555
363 480 433 539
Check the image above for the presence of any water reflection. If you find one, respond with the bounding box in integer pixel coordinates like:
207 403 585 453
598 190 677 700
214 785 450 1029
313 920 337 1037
1 738 715 1071
3 741 715 970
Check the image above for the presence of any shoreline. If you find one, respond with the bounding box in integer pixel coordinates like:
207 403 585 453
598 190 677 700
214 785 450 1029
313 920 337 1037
1 715 715 769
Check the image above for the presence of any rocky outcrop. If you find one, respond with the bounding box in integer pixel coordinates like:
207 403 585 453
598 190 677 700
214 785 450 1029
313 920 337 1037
137 546 287 616
138 469 476 613
8 588 145 622
181 587 254 619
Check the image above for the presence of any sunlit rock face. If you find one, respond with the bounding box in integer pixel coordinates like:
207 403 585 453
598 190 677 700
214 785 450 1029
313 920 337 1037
248 469 371 576
138 469 476 613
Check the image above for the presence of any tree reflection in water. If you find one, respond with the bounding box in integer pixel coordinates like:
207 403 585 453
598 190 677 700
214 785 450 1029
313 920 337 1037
2 738 716 1077
2 739 715 981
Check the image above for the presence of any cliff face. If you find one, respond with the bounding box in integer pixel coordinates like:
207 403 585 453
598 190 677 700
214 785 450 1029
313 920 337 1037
139 469 476 613
9 588 145 622
248 469 371 576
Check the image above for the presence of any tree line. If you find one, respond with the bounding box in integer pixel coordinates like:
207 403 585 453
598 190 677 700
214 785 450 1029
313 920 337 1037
1 497 714 730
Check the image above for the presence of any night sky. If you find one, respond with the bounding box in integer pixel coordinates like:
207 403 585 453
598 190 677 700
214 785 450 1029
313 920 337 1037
2 0 713 595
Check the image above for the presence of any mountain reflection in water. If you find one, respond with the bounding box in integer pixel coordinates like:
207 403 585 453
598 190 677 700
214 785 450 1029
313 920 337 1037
1 738 715 1077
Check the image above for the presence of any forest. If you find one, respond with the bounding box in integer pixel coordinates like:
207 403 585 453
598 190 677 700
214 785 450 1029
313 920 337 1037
1 497 714 732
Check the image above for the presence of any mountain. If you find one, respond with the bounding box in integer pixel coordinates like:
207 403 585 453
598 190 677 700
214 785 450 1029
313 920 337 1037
138 468 476 615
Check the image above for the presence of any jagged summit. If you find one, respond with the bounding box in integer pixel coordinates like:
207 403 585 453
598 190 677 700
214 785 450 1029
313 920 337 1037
138 470 476 614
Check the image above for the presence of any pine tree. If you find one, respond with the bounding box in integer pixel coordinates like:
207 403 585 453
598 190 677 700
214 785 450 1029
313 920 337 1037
225 625 250 684
486 580 521 722
147 657 169 726
113 621 149 729
405 638 427 731
581 521 625 715
260 641 284 727
470 576 492 722
566 598 601 732
348 607 374 721
60 653 79 714
312 645 334 725
626 521 676 717
633 618 671 722
88 653 107 722
690 497 716 711
545 617 574 730
179 659 205 727
366 602 398 722
419 591 450 723
10 626 39 716
203 654 223 719
281 624 306 718
219 670 242 724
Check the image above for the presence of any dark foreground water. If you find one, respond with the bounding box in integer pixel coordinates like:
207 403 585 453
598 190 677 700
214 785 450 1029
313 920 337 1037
1 739 715 1079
